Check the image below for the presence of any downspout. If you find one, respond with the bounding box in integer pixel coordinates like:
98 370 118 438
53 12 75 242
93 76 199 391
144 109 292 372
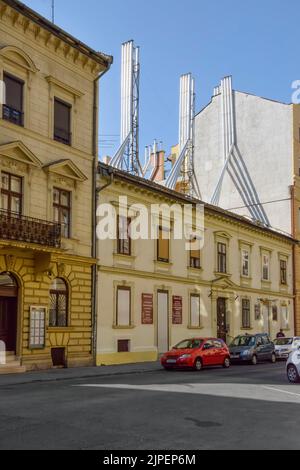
92 62 111 366
290 184 297 335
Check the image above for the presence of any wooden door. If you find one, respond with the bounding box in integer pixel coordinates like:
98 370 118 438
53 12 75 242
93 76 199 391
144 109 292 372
0 298 17 352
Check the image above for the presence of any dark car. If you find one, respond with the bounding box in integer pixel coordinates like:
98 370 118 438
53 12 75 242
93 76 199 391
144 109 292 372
229 334 276 365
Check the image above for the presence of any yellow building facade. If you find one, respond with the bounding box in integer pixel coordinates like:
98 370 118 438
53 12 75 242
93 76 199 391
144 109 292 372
0 0 112 371
96 164 295 366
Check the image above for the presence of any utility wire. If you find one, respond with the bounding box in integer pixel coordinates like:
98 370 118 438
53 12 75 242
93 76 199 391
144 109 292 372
226 197 292 212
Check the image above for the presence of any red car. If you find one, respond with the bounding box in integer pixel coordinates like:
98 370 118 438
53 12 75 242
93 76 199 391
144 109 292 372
161 338 231 371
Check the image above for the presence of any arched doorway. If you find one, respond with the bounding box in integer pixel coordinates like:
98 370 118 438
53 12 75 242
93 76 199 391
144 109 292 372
0 273 18 352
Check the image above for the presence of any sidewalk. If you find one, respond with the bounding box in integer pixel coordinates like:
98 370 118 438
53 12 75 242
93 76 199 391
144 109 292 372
0 361 162 387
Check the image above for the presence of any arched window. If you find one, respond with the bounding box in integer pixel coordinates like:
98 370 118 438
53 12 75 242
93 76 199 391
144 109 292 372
0 273 18 297
49 278 68 327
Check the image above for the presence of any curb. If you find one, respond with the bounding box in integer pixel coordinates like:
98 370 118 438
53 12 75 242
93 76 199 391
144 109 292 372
0 363 162 387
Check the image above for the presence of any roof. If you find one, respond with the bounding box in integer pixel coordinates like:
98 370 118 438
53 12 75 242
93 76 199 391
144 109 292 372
2 0 113 68
98 162 297 245
195 88 291 119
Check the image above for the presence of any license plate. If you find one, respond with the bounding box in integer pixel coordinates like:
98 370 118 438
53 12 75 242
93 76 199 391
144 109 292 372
231 354 239 359
166 359 177 364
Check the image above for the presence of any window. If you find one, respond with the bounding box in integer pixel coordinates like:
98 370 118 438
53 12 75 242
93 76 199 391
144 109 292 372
117 216 131 255
54 98 71 145
49 278 68 327
157 226 170 263
241 249 250 277
262 335 271 345
116 287 131 327
217 242 227 273
272 305 278 322
118 339 130 353
190 237 201 269
280 259 287 285
190 294 201 328
281 305 289 330
53 188 71 238
242 299 251 329
3 73 24 126
1 172 22 214
262 254 270 281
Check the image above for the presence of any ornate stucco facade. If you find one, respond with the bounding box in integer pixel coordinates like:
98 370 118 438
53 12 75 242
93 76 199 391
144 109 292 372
0 0 112 371
96 164 295 366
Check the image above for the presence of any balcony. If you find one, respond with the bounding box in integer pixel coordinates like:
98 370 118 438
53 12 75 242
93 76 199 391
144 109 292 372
2 105 24 127
0 211 61 248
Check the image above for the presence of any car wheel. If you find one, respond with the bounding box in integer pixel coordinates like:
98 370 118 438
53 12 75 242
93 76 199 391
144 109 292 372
287 365 300 383
194 358 202 371
223 357 230 369
270 353 276 364
251 355 258 366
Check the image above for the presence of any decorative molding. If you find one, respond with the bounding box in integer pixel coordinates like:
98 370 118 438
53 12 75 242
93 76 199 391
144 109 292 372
0 45 39 73
0 141 42 167
45 75 84 99
43 159 87 182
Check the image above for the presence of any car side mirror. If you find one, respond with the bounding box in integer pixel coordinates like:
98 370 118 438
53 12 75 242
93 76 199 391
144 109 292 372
203 344 210 350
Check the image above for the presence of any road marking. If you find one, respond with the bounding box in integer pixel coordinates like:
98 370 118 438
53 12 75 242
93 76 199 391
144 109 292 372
262 386 300 399
75 383 300 404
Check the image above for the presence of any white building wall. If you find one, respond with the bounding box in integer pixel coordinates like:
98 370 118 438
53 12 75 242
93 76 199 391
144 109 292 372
194 91 293 235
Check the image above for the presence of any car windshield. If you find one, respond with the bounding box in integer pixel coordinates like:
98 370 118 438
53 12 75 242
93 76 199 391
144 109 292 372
173 339 203 350
231 336 256 347
274 338 293 346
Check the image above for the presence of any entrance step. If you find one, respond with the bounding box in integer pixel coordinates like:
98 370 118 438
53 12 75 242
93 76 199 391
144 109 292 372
0 353 26 375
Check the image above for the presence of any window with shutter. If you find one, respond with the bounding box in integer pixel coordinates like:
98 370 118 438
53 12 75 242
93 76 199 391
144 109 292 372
3 73 24 126
54 98 71 145
157 226 170 263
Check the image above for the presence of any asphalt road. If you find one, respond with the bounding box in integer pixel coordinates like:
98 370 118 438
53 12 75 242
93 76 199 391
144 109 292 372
0 362 300 450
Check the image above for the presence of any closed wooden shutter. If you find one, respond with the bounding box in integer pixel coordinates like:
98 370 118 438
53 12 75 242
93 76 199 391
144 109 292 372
158 227 169 262
3 73 23 111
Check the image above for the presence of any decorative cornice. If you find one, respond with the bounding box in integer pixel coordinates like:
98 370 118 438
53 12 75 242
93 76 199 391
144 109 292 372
45 76 84 98
0 0 112 75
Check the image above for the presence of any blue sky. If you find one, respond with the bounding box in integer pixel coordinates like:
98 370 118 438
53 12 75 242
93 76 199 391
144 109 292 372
23 0 299 160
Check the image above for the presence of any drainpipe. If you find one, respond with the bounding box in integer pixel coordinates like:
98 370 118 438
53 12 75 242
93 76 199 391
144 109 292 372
91 62 112 366
290 184 297 335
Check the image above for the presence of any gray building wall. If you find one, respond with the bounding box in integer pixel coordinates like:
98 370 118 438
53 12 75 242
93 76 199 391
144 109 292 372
194 91 293 235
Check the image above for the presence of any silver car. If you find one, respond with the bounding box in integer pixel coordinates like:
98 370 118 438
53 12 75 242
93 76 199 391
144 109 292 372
287 347 300 383
274 337 300 360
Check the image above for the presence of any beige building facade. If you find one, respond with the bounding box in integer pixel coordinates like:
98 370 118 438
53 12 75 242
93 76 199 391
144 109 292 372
96 164 295 366
0 0 112 371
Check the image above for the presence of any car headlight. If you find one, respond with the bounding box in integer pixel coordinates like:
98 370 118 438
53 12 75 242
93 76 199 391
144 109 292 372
179 354 192 359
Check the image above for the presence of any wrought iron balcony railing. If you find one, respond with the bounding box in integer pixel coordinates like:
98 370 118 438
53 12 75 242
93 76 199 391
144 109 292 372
0 211 61 248
2 105 24 127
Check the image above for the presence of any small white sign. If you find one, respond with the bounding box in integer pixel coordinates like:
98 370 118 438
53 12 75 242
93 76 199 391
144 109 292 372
0 340 6 365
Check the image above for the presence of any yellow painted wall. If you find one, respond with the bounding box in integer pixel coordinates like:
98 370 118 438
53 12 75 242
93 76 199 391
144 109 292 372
96 175 295 366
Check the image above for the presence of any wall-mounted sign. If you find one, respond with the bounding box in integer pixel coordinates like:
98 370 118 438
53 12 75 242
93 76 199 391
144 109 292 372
141 294 153 325
172 296 183 325
29 306 46 349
